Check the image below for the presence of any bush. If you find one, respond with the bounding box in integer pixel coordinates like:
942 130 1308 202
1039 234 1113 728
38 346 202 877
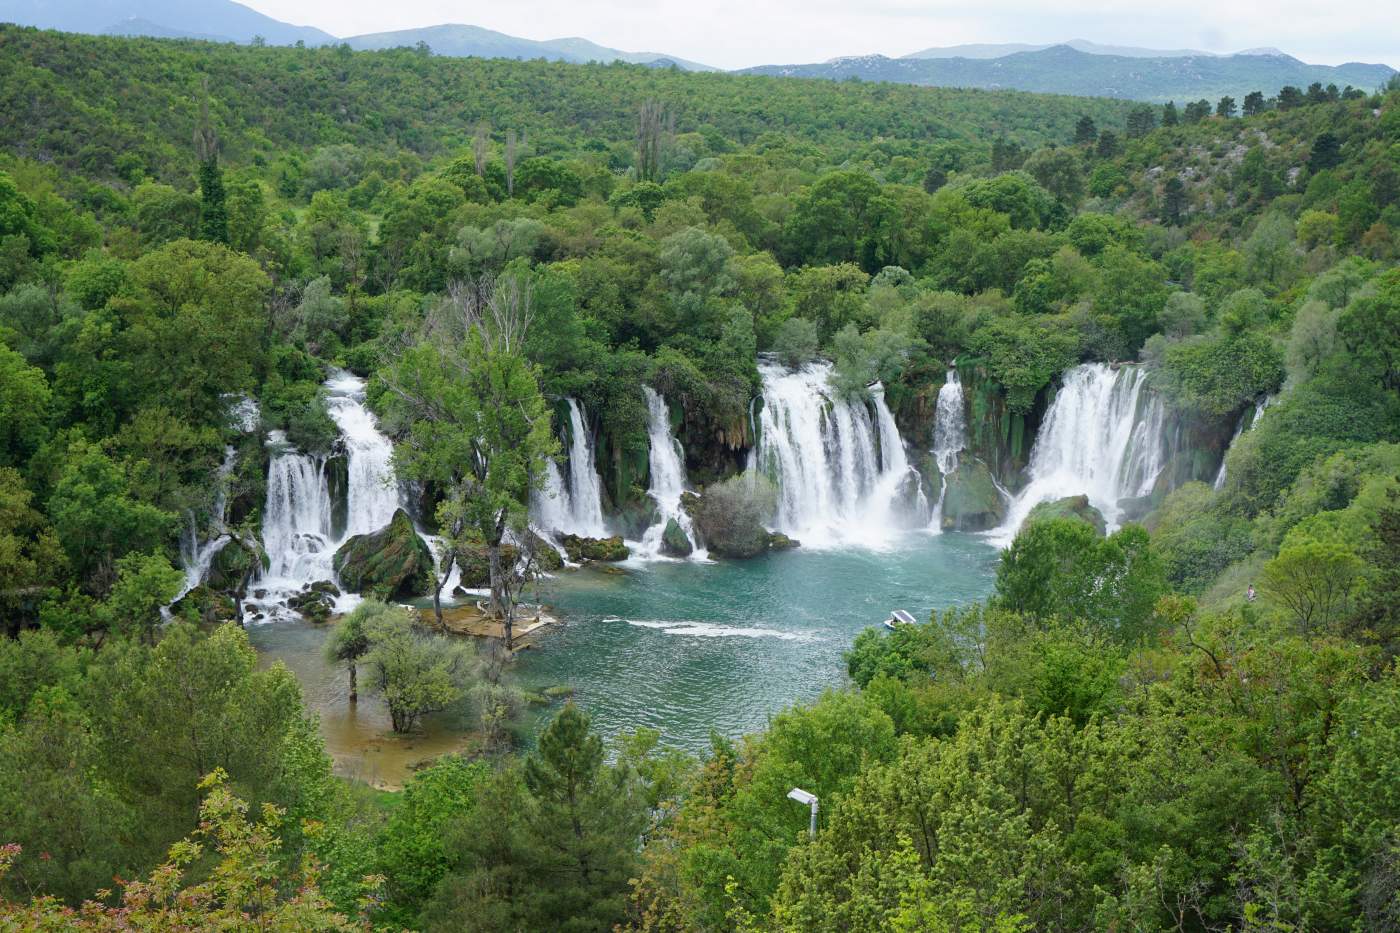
770 317 819 369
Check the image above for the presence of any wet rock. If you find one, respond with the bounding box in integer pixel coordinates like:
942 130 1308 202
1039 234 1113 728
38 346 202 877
332 509 434 600
288 581 338 623
171 585 238 625
205 535 267 596
1027 495 1107 536
940 458 1007 532
691 476 774 559
526 532 565 572
767 532 800 551
559 535 630 563
661 518 693 558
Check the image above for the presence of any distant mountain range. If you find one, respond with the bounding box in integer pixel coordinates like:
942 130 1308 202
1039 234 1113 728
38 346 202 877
0 0 714 70
0 1 1394 101
743 45 1396 104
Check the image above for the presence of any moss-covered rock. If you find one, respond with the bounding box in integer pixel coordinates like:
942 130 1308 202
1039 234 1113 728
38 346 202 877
454 540 522 589
559 535 630 563
171 585 238 626
528 532 565 572
691 475 776 559
332 508 434 600
204 535 267 595
1026 495 1107 536
287 580 340 623
767 532 800 551
940 457 1008 531
661 518 693 558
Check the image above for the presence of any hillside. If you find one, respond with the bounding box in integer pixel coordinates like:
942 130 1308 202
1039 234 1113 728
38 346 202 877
342 24 716 71
0 0 334 45
746 44 1396 104
0 24 1137 184
0 23 1398 933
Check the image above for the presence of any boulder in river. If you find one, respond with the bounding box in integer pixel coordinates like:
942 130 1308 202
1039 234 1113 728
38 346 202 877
171 584 238 625
940 458 1007 532
455 540 522 588
559 535 630 563
691 475 776 559
1026 495 1107 536
661 518 693 558
332 508 434 600
204 534 267 596
288 580 340 623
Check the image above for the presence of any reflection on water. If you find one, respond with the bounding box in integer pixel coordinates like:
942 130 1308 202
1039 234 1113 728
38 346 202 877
248 618 478 790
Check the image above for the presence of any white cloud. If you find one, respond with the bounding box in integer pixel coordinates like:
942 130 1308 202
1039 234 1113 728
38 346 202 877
241 0 1398 70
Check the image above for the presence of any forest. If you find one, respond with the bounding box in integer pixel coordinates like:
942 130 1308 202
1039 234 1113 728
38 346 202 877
1 22 1399 931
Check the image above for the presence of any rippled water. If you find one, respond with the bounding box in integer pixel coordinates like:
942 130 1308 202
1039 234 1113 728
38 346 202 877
517 532 999 752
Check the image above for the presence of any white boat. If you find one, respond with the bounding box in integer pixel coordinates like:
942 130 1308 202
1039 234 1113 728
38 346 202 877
882 609 917 630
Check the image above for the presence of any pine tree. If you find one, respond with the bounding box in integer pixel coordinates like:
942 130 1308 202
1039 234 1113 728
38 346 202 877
1217 95 1238 118
1162 101 1180 127
1162 176 1187 226
1243 91 1267 116
1074 114 1097 145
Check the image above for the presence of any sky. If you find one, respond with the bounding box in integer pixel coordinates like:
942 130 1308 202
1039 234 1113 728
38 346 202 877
239 0 1399 70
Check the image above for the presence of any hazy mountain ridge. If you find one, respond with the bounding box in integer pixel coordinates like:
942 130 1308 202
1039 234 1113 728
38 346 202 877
0 0 334 45
745 44 1396 103
342 24 716 71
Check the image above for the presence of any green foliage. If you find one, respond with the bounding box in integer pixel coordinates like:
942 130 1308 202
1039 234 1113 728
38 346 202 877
1159 330 1284 416
994 519 1168 643
965 313 1080 413
360 602 472 733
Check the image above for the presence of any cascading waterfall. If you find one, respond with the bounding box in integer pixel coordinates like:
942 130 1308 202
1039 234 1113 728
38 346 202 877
992 364 1167 542
752 360 926 548
928 369 967 530
168 445 239 609
532 398 608 539
636 387 704 560
252 372 404 618
1213 394 1275 490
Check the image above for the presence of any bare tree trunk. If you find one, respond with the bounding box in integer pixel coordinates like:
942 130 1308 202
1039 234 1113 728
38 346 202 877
473 122 489 175
349 662 357 703
505 129 517 198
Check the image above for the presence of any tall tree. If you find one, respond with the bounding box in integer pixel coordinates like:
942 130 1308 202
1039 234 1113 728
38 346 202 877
380 273 555 643
193 81 227 245
1074 114 1097 145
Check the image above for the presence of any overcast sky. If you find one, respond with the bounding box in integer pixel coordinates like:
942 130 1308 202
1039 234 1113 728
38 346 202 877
240 0 1398 70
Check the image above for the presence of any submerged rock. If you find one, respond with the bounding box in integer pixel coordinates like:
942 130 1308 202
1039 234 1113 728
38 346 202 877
559 535 630 563
661 518 693 558
767 532 800 551
1026 495 1107 536
940 458 1007 532
332 508 434 600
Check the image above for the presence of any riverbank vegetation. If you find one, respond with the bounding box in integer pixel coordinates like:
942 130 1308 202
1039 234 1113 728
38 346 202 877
1 23 1399 929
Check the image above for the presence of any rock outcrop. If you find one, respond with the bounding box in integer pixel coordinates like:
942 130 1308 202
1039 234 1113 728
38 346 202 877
332 509 434 600
1026 495 1107 535
559 535 630 563
940 458 1008 531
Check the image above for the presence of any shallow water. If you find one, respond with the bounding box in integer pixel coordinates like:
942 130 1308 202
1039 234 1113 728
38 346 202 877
516 532 999 752
248 618 478 790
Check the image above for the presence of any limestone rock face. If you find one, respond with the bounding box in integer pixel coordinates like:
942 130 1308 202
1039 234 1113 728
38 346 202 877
559 535 630 563
1026 495 1107 536
332 509 434 600
940 458 1008 531
204 536 267 596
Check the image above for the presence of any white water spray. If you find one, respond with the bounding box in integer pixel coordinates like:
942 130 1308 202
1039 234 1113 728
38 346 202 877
752 360 926 549
532 399 608 538
929 369 967 530
991 364 1167 543
251 372 404 619
1213 394 1275 490
635 387 704 560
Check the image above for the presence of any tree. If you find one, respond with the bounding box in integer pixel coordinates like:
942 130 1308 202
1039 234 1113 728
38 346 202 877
1337 269 1400 391
1162 101 1180 126
1262 530 1363 634
1074 115 1097 145
361 602 471 733
1243 91 1267 116
380 273 555 640
1095 130 1120 158
0 341 50 466
1310 132 1343 172
1126 105 1157 138
993 519 1167 644
0 770 376 928
1217 96 1238 118
1276 85 1303 110
783 171 894 270
325 601 374 702
197 158 228 245
1023 147 1084 205
1161 176 1187 226
771 317 819 369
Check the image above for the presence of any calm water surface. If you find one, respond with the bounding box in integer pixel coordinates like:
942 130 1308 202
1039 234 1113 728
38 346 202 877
517 532 999 752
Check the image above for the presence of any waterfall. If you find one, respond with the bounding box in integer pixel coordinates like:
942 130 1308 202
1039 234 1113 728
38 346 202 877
168 444 239 609
752 360 926 548
635 387 704 560
252 371 404 619
929 369 967 530
992 364 1167 542
532 398 608 539
1213 394 1275 490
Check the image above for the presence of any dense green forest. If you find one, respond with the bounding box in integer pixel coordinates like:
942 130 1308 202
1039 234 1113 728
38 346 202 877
1 23 1399 930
